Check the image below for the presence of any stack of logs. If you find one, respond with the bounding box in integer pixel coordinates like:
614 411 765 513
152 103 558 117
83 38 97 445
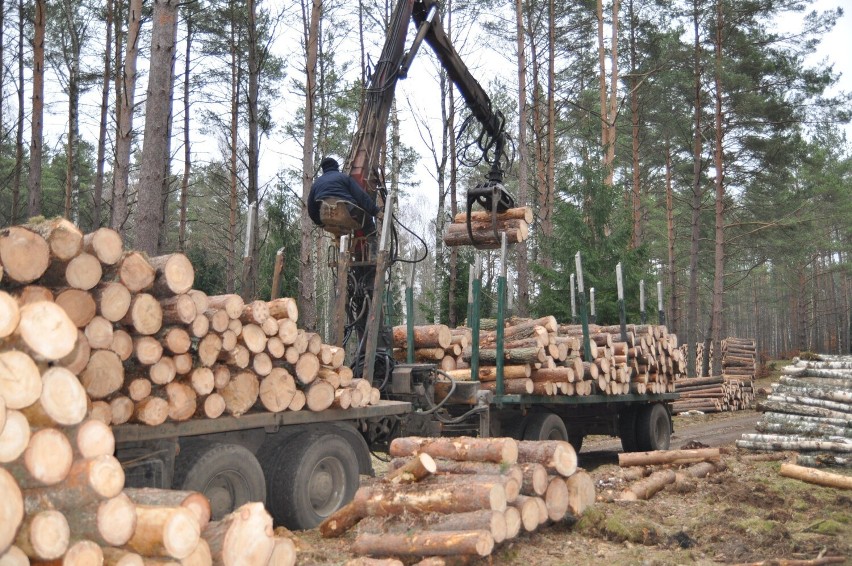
673 337 757 414
405 318 682 400
0 296 291 565
737 355 852 468
0 219 381 431
443 207 532 249
319 436 595 561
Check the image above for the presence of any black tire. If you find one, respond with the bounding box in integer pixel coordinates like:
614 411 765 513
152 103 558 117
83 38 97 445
264 432 360 530
619 408 639 452
522 412 568 441
636 403 671 451
173 442 266 521
568 433 584 454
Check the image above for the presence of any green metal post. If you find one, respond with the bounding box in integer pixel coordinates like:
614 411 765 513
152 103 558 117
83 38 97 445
495 233 507 397
470 255 482 381
405 263 415 364
466 264 474 326
617 263 628 343
575 252 593 362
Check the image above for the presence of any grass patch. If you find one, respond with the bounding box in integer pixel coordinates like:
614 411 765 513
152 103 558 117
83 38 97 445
576 505 662 545
805 519 846 536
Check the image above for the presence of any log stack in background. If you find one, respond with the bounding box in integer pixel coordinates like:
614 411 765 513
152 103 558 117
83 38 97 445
673 337 756 414
736 355 852 468
318 436 595 562
430 319 682 402
443 207 533 249
0 219 318 564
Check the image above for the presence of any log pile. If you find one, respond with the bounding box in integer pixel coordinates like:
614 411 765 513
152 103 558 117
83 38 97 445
673 375 755 414
433 320 682 401
391 325 471 373
0 221 381 429
318 436 595 561
737 355 852 467
0 219 346 564
673 337 756 414
443 207 532 249
608 448 726 502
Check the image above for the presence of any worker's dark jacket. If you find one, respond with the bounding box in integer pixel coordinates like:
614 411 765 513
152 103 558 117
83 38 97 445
307 170 380 226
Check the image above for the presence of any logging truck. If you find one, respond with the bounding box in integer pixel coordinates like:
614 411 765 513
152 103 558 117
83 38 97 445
113 0 676 532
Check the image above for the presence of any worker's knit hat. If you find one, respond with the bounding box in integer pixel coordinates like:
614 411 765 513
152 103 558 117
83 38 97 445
320 157 339 172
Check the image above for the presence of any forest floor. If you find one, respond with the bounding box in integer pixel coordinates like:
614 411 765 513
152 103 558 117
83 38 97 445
286 369 852 566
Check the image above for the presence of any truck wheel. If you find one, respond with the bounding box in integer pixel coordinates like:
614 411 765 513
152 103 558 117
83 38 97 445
522 412 568 441
173 442 266 521
264 432 359 530
619 408 639 452
636 403 671 451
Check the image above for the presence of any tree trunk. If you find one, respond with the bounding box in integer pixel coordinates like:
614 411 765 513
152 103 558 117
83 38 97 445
27 0 46 217
179 7 193 251
779 463 852 490
514 0 529 317
298 0 322 331
516 440 576 477
619 469 676 501
710 0 725 378
135 0 178 255
92 0 113 228
112 0 142 235
618 448 721 467
12 0 25 224
686 0 703 378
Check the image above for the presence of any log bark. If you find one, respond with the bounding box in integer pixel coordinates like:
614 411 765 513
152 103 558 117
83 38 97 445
519 463 548 496
385 453 437 484
390 437 518 464
123 488 211 530
319 501 362 538
462 347 544 365
125 505 200 560
0 292 20 338
26 218 83 261
65 492 137 547
452 206 533 224
391 325 452 349
353 481 507 515
240 300 269 325
779 463 852 490
737 434 852 453
565 470 596 517
206 295 245 320
352 531 494 558
444 223 527 248
444 365 531 381
201 502 274 566
508 495 543 531
267 297 298 321
618 448 721 467
478 379 534 395
133 396 169 426
619 469 676 501
516 441 577 477
41 253 102 290
159 295 196 326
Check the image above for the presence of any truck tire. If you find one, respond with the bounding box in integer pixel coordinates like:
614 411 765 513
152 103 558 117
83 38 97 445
173 442 266 521
619 408 639 452
263 432 359 530
522 412 568 441
636 403 671 451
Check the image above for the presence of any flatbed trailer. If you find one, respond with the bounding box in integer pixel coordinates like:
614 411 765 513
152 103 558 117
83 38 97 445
112 400 411 530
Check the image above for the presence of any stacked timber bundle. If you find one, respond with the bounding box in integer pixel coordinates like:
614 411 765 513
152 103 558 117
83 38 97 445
0 220 381 432
722 337 757 380
391 324 471 373
737 355 852 468
318 436 595 562
433 319 681 401
443 207 532 248
672 375 755 414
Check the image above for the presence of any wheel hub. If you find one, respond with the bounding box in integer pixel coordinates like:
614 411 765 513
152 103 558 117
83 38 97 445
309 456 345 517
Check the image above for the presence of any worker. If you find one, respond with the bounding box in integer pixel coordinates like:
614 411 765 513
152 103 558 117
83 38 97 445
307 157 381 231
